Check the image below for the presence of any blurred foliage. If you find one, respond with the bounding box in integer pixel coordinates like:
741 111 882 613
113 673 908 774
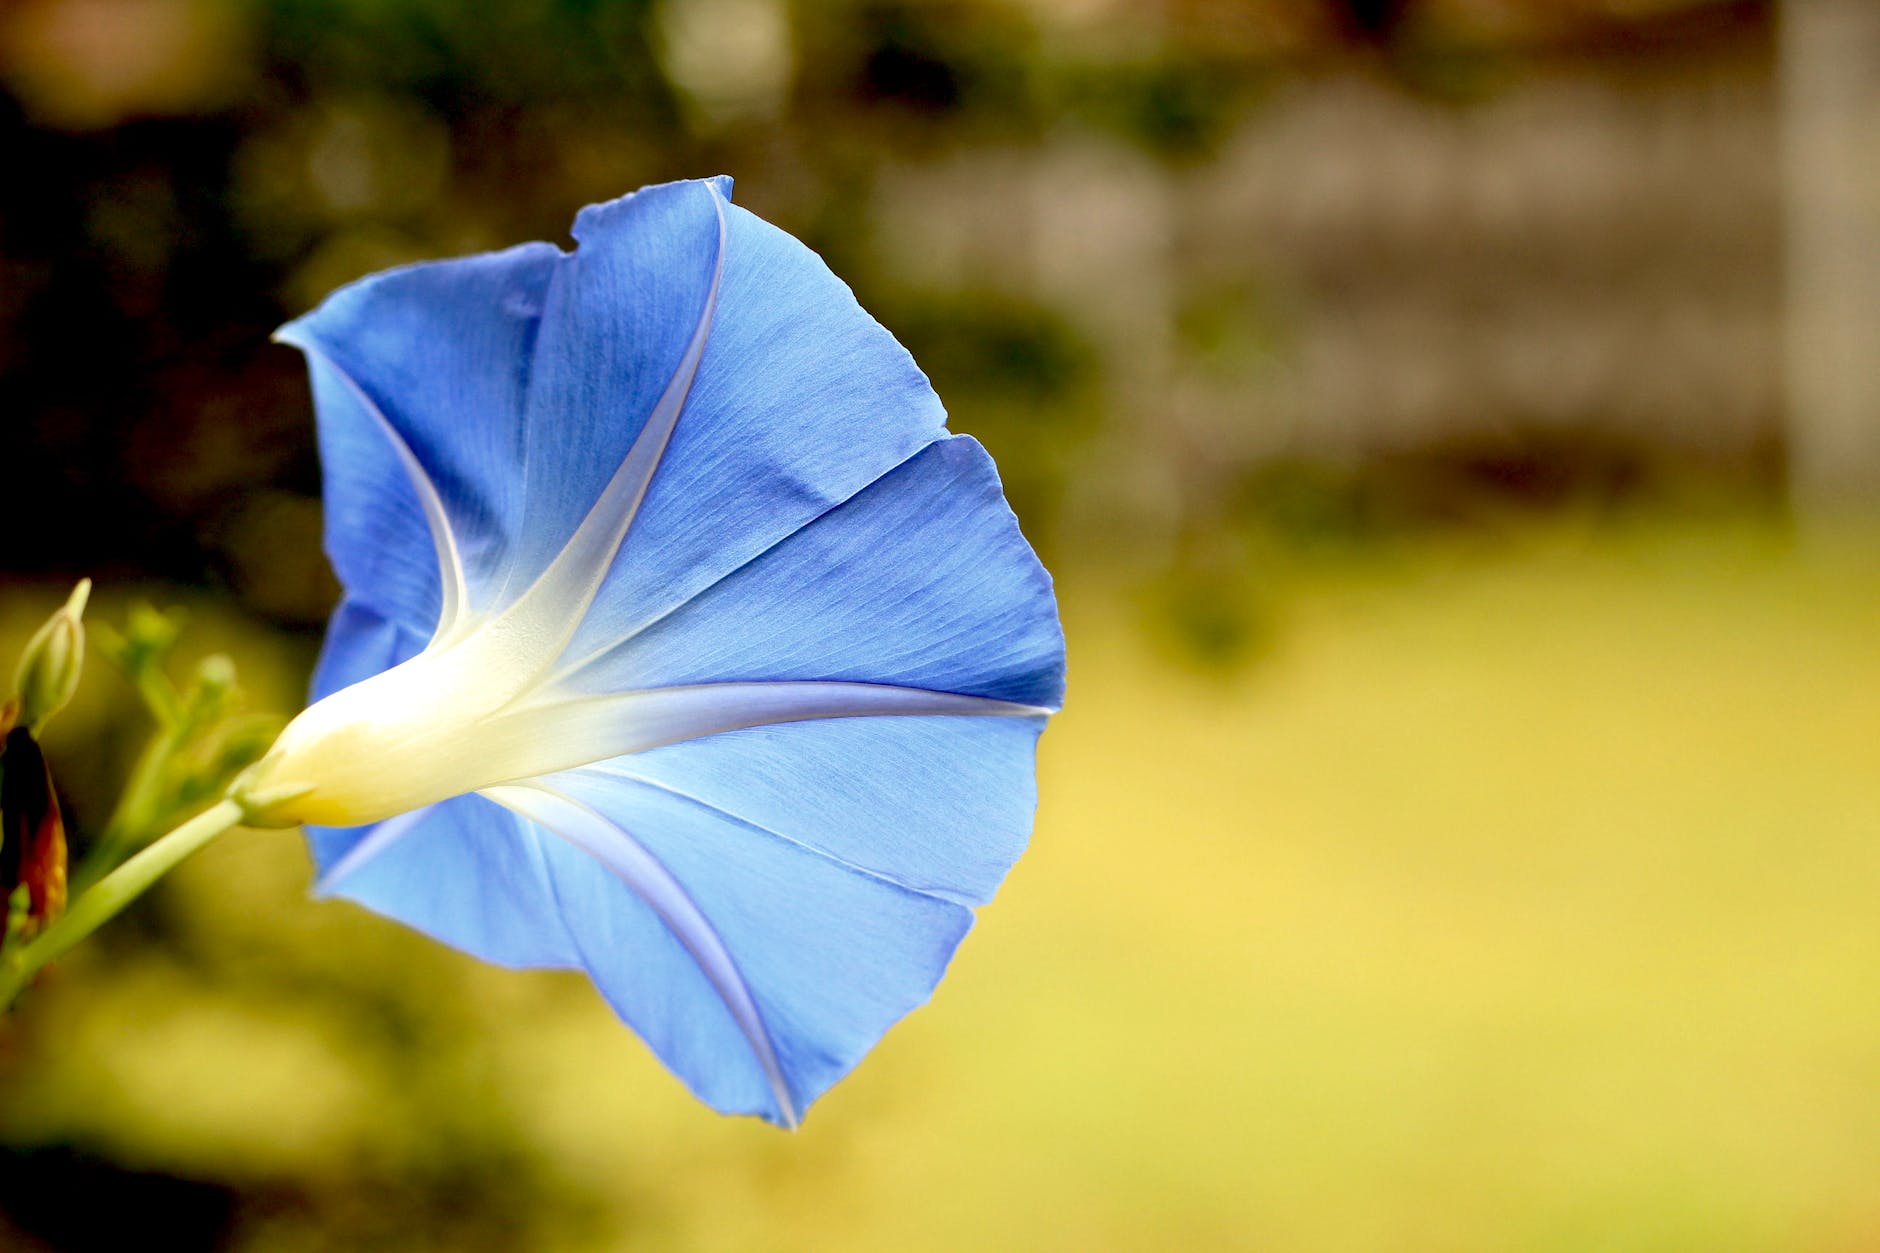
80 603 281 884
0 0 1781 652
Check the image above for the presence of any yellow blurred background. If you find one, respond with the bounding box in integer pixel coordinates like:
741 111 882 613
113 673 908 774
3 1 1879 1249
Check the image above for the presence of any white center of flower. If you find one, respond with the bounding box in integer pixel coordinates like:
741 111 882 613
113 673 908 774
236 619 566 826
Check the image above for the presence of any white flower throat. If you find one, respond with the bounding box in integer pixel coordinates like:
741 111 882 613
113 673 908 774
239 615 581 827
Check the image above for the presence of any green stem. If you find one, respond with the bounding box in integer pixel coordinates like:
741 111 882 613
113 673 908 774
0 797 245 1010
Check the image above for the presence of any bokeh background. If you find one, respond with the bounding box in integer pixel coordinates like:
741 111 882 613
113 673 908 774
3 0 1880 1248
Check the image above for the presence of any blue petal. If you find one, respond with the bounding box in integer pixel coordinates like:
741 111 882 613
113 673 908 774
548 181 951 661
279 241 562 623
310 794 581 971
601 713 1048 907
558 435 1065 709
487 774 974 1125
297 355 444 634
499 180 730 604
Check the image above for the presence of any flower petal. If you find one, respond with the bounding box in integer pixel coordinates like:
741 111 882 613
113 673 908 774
496 179 731 609
475 183 726 679
308 792 581 971
279 242 561 629
555 435 1065 708
294 356 447 635
546 182 951 662
591 713 1047 907
485 774 974 1125
484 780 795 1124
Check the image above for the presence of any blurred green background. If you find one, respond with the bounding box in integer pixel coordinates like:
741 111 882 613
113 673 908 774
4 0 1880 1249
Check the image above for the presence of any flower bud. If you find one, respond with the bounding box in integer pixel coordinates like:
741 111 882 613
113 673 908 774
12 580 90 734
0 724 67 943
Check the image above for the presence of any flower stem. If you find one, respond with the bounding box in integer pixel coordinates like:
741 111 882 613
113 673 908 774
0 797 245 1010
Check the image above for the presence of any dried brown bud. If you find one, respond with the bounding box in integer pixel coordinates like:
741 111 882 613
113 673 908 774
0 726 67 943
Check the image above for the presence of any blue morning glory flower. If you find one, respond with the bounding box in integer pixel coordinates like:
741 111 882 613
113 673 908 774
235 177 1065 1126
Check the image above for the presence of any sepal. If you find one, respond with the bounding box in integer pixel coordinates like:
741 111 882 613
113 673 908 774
11 580 89 735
